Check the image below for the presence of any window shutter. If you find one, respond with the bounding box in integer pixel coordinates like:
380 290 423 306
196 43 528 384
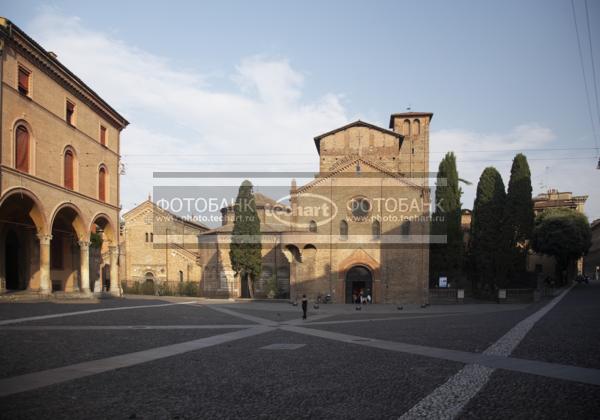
15 126 29 172
18 68 29 94
64 151 74 190
100 126 107 146
99 168 106 201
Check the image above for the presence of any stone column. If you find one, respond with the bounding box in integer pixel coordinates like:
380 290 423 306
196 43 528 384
109 245 120 296
78 241 91 294
38 234 52 294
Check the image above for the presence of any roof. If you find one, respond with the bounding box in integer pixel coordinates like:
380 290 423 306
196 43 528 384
388 112 434 129
122 200 209 230
0 17 129 129
296 156 425 194
313 120 402 154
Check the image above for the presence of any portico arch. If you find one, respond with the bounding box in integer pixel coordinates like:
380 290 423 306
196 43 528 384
89 213 119 294
49 203 88 292
0 188 47 292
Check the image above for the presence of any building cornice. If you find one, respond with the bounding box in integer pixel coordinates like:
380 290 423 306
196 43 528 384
0 18 129 131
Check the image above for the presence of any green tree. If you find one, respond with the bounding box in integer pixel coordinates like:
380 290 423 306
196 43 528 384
229 180 262 298
503 154 534 283
430 152 464 286
531 208 592 283
470 167 507 290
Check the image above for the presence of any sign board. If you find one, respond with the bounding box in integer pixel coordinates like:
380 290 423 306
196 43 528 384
498 289 507 299
438 277 448 288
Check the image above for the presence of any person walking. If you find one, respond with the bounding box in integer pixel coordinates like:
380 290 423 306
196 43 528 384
301 294 308 319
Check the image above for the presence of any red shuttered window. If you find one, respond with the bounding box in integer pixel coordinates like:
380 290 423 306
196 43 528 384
66 101 75 126
18 67 30 96
100 126 107 146
99 167 106 202
64 150 74 190
15 126 29 172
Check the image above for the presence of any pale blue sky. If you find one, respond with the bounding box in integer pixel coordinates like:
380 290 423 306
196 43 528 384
3 0 600 218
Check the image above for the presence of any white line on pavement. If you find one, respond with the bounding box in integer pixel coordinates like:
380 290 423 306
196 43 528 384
0 301 198 326
0 326 271 397
398 285 575 420
202 305 279 326
0 324 253 331
281 318 600 386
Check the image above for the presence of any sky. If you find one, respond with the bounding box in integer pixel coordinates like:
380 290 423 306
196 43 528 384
3 0 600 221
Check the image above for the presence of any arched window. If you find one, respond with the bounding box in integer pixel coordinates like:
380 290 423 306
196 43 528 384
98 166 107 202
15 125 30 173
403 119 411 136
179 270 184 282
64 149 75 190
303 244 317 260
150 233 154 242
340 220 348 240
145 232 149 242
413 119 420 135
309 220 317 233
372 220 381 239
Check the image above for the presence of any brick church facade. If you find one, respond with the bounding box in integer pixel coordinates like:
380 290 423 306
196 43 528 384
198 112 433 304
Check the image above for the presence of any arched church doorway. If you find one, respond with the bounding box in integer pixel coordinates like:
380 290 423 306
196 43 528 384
5 230 21 290
345 265 372 303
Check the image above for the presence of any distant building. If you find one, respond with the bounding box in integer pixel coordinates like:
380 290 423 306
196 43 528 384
119 199 208 287
0 18 128 295
527 189 589 279
199 193 292 299
199 114 432 304
532 189 587 215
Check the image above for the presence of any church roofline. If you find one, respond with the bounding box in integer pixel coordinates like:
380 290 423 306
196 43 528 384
296 156 425 194
122 200 209 230
388 112 434 129
313 120 402 154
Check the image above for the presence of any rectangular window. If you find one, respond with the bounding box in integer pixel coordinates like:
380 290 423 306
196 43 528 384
18 66 30 96
100 125 107 146
66 100 75 126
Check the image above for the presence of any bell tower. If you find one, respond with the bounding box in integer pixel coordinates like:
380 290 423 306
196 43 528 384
389 112 433 185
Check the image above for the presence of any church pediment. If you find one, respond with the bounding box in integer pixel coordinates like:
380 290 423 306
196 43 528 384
313 120 402 154
296 157 423 194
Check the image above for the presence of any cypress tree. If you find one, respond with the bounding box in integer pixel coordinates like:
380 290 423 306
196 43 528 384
230 180 262 298
470 167 507 291
504 154 534 283
430 152 463 286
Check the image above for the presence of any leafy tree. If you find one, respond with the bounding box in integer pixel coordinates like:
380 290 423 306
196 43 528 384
430 152 463 286
503 154 534 282
531 208 592 282
90 232 103 249
229 180 262 298
470 167 507 290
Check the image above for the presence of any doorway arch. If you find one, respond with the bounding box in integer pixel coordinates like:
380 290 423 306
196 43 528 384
345 265 372 303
